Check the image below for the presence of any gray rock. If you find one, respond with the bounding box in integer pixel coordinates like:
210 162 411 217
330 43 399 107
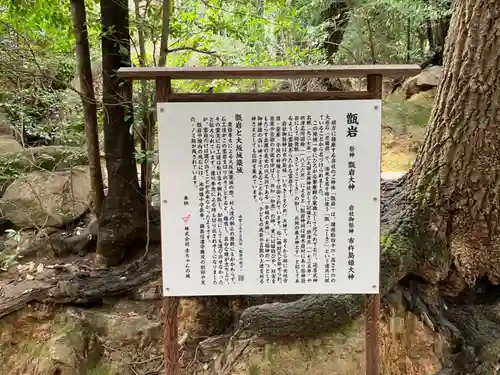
41 313 103 374
0 166 92 228
0 134 22 155
403 65 443 98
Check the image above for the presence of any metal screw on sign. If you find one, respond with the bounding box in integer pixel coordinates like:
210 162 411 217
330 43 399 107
160 107 165 112
374 105 379 110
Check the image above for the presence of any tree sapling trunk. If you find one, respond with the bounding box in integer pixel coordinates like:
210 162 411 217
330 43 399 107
96 0 147 266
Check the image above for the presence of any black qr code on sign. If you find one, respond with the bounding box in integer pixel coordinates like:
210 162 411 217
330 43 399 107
238 275 244 282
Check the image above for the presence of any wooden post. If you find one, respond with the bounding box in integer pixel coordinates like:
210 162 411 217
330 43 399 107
157 77 181 375
365 73 383 375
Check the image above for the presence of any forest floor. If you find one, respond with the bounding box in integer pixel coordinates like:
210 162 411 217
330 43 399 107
0 91 439 375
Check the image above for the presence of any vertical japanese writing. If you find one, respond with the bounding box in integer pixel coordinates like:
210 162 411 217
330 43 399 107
263 116 270 284
254 115 265 284
200 223 206 285
187 104 371 289
329 116 337 283
322 114 330 283
248 112 345 286
227 116 237 284
222 116 234 284
184 225 191 278
270 115 285 284
192 117 205 284
346 111 358 281
310 115 319 283
163 97 384 297
348 145 356 191
348 205 356 280
252 114 291 285
323 114 337 283
191 117 198 186
238 214 244 281
212 116 220 285
346 112 359 138
269 116 276 284
282 116 292 284
252 116 258 201
292 114 321 284
293 115 303 283
236 114 243 174
189 114 239 287
200 119 208 285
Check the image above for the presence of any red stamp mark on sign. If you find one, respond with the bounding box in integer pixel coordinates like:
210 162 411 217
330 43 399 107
182 214 191 223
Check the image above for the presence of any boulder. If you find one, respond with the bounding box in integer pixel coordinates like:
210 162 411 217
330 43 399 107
0 309 104 375
83 306 162 351
0 146 88 198
0 166 92 228
0 134 22 155
0 146 88 174
415 65 442 86
403 65 443 99
39 313 103 375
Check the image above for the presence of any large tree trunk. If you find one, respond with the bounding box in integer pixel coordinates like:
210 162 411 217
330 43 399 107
409 0 500 287
97 0 146 266
225 1 500 374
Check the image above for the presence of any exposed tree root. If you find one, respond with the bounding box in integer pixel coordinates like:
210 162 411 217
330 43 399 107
50 218 99 257
0 246 163 319
381 274 500 375
234 175 419 340
49 212 162 257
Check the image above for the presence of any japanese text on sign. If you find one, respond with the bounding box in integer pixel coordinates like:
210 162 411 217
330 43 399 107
158 100 381 297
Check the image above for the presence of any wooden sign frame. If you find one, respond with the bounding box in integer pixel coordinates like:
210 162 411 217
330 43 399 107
117 64 421 375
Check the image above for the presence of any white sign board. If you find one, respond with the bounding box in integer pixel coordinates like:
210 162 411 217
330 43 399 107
157 100 381 297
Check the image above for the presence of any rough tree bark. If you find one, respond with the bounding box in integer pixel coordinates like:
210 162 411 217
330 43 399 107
70 0 104 217
228 1 500 373
316 0 350 90
421 0 452 68
96 0 146 266
321 0 350 63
